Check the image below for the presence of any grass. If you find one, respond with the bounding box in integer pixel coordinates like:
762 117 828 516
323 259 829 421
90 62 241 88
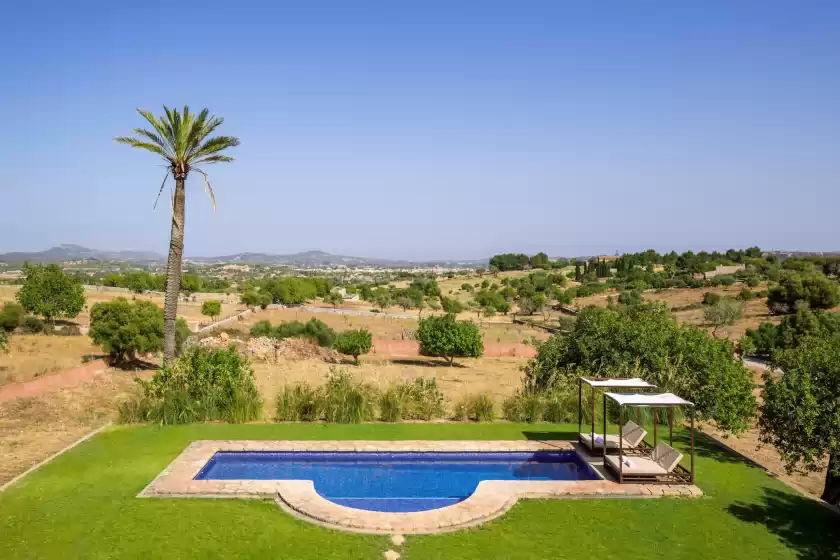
1 423 837 559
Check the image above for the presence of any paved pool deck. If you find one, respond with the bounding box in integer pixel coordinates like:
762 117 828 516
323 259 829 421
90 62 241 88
140 440 703 534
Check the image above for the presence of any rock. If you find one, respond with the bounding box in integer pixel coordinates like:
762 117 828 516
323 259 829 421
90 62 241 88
390 534 405 546
383 551 400 560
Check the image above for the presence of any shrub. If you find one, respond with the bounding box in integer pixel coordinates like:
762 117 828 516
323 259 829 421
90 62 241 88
469 393 496 421
320 368 376 423
702 292 722 306
440 296 465 314
333 329 373 363
380 378 446 422
0 302 24 331
324 291 344 309
503 390 545 423
20 315 48 334
250 320 273 337
118 346 262 424
275 383 320 421
302 318 336 347
417 314 483 365
617 290 644 306
767 272 840 313
89 298 165 364
703 297 743 336
738 288 756 301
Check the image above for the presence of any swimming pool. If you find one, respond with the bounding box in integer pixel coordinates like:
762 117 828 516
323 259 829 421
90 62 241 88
195 451 600 512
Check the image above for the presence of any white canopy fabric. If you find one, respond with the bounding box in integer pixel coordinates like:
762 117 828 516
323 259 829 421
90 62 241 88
581 377 656 389
605 392 694 407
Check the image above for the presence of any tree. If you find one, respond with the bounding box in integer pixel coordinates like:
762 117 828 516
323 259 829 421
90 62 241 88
89 298 165 364
201 300 221 322
767 273 840 314
416 314 483 365
703 297 743 336
530 252 550 269
760 336 840 504
17 264 85 323
241 290 261 306
518 295 544 316
742 303 840 357
324 291 344 309
116 106 239 362
524 303 756 433
333 329 373 364
617 290 644 306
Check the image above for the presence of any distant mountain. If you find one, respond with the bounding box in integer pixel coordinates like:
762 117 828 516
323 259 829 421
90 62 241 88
0 244 164 264
188 250 488 268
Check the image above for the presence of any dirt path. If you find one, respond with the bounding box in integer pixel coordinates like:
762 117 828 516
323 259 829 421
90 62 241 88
0 359 109 404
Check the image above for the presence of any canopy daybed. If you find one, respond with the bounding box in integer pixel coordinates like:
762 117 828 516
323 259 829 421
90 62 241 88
602 392 695 484
577 377 656 453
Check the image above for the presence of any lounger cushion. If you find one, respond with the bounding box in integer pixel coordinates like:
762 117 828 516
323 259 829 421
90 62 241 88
580 421 647 450
605 455 667 475
650 442 683 472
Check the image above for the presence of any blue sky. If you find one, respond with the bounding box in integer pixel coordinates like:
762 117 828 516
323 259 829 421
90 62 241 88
1 1 838 260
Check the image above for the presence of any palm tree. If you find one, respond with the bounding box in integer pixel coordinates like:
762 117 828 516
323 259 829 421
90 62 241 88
116 106 239 362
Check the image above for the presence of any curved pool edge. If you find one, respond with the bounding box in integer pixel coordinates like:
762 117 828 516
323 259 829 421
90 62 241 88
275 479 518 534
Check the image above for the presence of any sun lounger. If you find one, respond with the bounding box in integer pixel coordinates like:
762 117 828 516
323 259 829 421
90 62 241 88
604 442 684 477
579 420 647 452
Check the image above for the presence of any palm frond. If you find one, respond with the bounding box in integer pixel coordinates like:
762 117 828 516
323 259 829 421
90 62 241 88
189 136 240 162
192 154 235 165
114 137 169 157
192 168 216 212
152 170 171 210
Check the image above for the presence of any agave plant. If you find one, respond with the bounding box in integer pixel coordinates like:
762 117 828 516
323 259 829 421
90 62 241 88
115 106 239 361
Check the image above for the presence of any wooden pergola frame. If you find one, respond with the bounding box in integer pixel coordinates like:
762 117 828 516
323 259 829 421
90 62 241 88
603 392 696 484
577 377 657 451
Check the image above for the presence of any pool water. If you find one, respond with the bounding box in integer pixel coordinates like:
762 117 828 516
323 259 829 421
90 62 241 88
195 451 600 512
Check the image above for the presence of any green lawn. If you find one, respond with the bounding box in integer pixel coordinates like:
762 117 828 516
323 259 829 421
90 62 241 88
1 423 837 559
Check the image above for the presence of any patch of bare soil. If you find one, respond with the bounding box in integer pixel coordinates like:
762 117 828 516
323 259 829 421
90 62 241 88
0 369 143 485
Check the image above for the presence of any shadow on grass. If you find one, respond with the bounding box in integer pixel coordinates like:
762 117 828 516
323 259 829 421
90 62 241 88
727 487 840 560
111 359 160 372
387 359 468 368
522 430 578 442
670 431 769 469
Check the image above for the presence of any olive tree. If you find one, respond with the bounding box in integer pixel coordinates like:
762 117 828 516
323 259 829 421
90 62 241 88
89 298 191 364
333 329 373 364
760 336 840 505
201 300 222 321
17 264 85 323
703 297 743 336
324 291 344 309
767 272 840 313
416 314 483 365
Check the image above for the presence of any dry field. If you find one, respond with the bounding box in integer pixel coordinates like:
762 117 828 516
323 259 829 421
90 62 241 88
0 335 100 386
0 368 142 485
251 355 529 411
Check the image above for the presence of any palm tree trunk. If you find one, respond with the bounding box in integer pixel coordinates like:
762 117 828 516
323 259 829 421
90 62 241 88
163 176 186 362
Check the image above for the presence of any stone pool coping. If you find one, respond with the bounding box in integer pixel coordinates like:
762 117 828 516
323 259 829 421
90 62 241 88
140 440 703 534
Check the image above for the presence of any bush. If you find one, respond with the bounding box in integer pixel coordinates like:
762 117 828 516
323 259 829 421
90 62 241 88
467 393 496 421
275 383 320 421
250 320 273 337
738 288 756 301
0 302 24 331
503 390 545 423
417 314 483 365
320 368 376 423
380 378 445 421
240 291 260 306
89 299 165 364
767 272 840 313
703 297 743 336
20 315 48 334
118 346 262 424
440 296 465 314
742 304 840 357
702 292 722 306
617 290 644 306
333 329 373 363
